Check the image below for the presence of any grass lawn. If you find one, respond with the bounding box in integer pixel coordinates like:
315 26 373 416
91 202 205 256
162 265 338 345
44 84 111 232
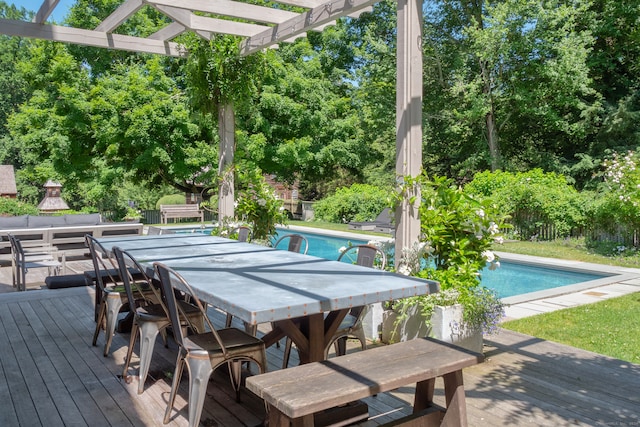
495 238 640 268
501 292 640 364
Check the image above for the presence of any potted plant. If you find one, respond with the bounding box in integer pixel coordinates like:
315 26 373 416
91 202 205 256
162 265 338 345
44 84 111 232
380 174 509 352
123 206 142 222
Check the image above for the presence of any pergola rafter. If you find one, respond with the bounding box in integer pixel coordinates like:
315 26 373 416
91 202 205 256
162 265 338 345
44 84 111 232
0 0 423 254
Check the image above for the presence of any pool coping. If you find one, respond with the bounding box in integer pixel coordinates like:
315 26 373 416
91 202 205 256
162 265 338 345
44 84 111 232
496 251 640 304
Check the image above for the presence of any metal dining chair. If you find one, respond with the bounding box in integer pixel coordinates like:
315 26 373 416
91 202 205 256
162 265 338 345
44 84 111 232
272 233 309 254
8 234 62 291
231 225 252 242
154 262 267 427
113 246 205 394
87 234 157 357
282 244 387 368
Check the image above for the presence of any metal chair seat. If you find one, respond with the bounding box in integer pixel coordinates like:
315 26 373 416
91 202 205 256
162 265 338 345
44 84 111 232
154 262 267 427
113 246 205 394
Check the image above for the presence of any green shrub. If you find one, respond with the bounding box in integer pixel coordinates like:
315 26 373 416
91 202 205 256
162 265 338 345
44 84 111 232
465 169 588 240
313 184 392 223
155 194 186 209
587 150 640 250
0 198 39 216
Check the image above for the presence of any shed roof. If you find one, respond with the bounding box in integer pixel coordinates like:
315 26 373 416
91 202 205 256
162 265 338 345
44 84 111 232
0 165 18 196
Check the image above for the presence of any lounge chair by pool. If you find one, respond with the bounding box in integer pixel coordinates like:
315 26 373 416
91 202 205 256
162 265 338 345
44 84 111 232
348 207 393 234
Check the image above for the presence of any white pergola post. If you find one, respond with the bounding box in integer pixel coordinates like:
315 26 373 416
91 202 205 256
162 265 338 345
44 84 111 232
395 0 423 259
218 102 235 220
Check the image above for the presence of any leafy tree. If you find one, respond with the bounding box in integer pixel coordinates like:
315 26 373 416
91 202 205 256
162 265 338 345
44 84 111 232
420 0 601 178
240 35 367 199
0 2 30 141
89 58 213 192
4 40 91 204
65 0 173 78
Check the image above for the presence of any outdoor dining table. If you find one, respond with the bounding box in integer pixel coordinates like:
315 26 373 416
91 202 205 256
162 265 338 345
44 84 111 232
96 233 439 364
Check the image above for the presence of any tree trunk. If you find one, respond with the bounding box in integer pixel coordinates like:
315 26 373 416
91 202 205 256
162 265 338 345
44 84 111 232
218 102 235 220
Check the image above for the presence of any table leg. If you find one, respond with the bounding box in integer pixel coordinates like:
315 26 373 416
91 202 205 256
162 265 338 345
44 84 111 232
264 309 349 364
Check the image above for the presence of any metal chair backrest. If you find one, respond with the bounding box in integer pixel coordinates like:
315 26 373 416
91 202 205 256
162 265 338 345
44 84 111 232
273 233 309 254
8 234 24 265
153 262 229 356
112 246 159 315
147 226 162 235
84 234 115 291
337 244 387 270
233 226 252 242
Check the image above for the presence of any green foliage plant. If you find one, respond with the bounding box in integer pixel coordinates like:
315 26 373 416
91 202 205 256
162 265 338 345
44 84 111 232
391 173 507 335
0 197 39 216
155 194 187 209
312 183 392 223
588 150 640 251
212 164 288 242
465 169 588 240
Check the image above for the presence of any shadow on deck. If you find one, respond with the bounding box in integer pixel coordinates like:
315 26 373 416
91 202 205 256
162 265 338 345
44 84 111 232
0 262 637 426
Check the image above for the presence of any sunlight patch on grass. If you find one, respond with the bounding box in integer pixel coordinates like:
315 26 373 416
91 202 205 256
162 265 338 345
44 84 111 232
502 292 640 364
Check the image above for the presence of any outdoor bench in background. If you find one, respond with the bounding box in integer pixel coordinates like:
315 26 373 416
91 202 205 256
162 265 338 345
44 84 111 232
159 204 204 224
246 337 484 427
0 215 143 262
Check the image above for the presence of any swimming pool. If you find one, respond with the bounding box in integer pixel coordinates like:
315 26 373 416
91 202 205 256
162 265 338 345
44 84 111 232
168 226 615 299
272 229 369 260
479 261 608 298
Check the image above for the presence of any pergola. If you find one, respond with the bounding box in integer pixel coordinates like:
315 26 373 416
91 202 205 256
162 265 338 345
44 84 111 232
0 0 423 254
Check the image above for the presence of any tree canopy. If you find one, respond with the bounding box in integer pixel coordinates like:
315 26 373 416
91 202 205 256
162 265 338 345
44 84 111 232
0 0 638 211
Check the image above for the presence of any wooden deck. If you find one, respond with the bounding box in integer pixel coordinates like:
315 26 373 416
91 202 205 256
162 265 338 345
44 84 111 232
0 262 638 426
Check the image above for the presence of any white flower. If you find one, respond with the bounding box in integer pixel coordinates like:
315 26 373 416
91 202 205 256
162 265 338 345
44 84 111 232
233 201 238 208
257 198 266 206
494 236 504 244
279 206 285 211
482 250 495 263
339 246 347 253
488 222 499 235
488 261 500 271
476 209 485 218
397 264 412 276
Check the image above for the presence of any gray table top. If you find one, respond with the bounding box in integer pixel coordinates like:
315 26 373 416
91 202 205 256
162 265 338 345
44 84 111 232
97 234 438 325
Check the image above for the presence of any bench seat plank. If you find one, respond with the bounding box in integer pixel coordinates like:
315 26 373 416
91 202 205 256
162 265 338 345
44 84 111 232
246 338 483 421
160 204 204 223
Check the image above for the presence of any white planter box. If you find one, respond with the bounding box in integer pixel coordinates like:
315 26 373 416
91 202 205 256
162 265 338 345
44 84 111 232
380 304 483 354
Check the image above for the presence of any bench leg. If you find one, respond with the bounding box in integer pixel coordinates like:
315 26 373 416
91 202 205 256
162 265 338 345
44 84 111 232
412 371 468 427
413 377 436 413
441 370 467 427
267 405 315 427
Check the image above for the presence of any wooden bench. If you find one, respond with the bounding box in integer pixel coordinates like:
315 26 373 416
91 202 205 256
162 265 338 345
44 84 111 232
246 337 484 427
160 204 204 224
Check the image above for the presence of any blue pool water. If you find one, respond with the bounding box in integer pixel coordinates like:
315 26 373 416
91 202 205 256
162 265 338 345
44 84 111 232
272 229 368 260
479 262 606 298
172 226 608 298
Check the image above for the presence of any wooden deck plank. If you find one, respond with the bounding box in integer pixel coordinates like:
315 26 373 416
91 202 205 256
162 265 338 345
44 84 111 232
0 262 638 427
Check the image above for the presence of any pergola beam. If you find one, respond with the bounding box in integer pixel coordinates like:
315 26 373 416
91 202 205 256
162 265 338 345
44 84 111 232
33 0 59 24
154 4 268 38
147 0 299 25
240 0 378 56
95 0 144 32
0 18 187 57
394 0 423 256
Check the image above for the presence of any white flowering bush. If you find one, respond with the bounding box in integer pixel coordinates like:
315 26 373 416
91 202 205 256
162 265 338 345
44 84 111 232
391 173 508 334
